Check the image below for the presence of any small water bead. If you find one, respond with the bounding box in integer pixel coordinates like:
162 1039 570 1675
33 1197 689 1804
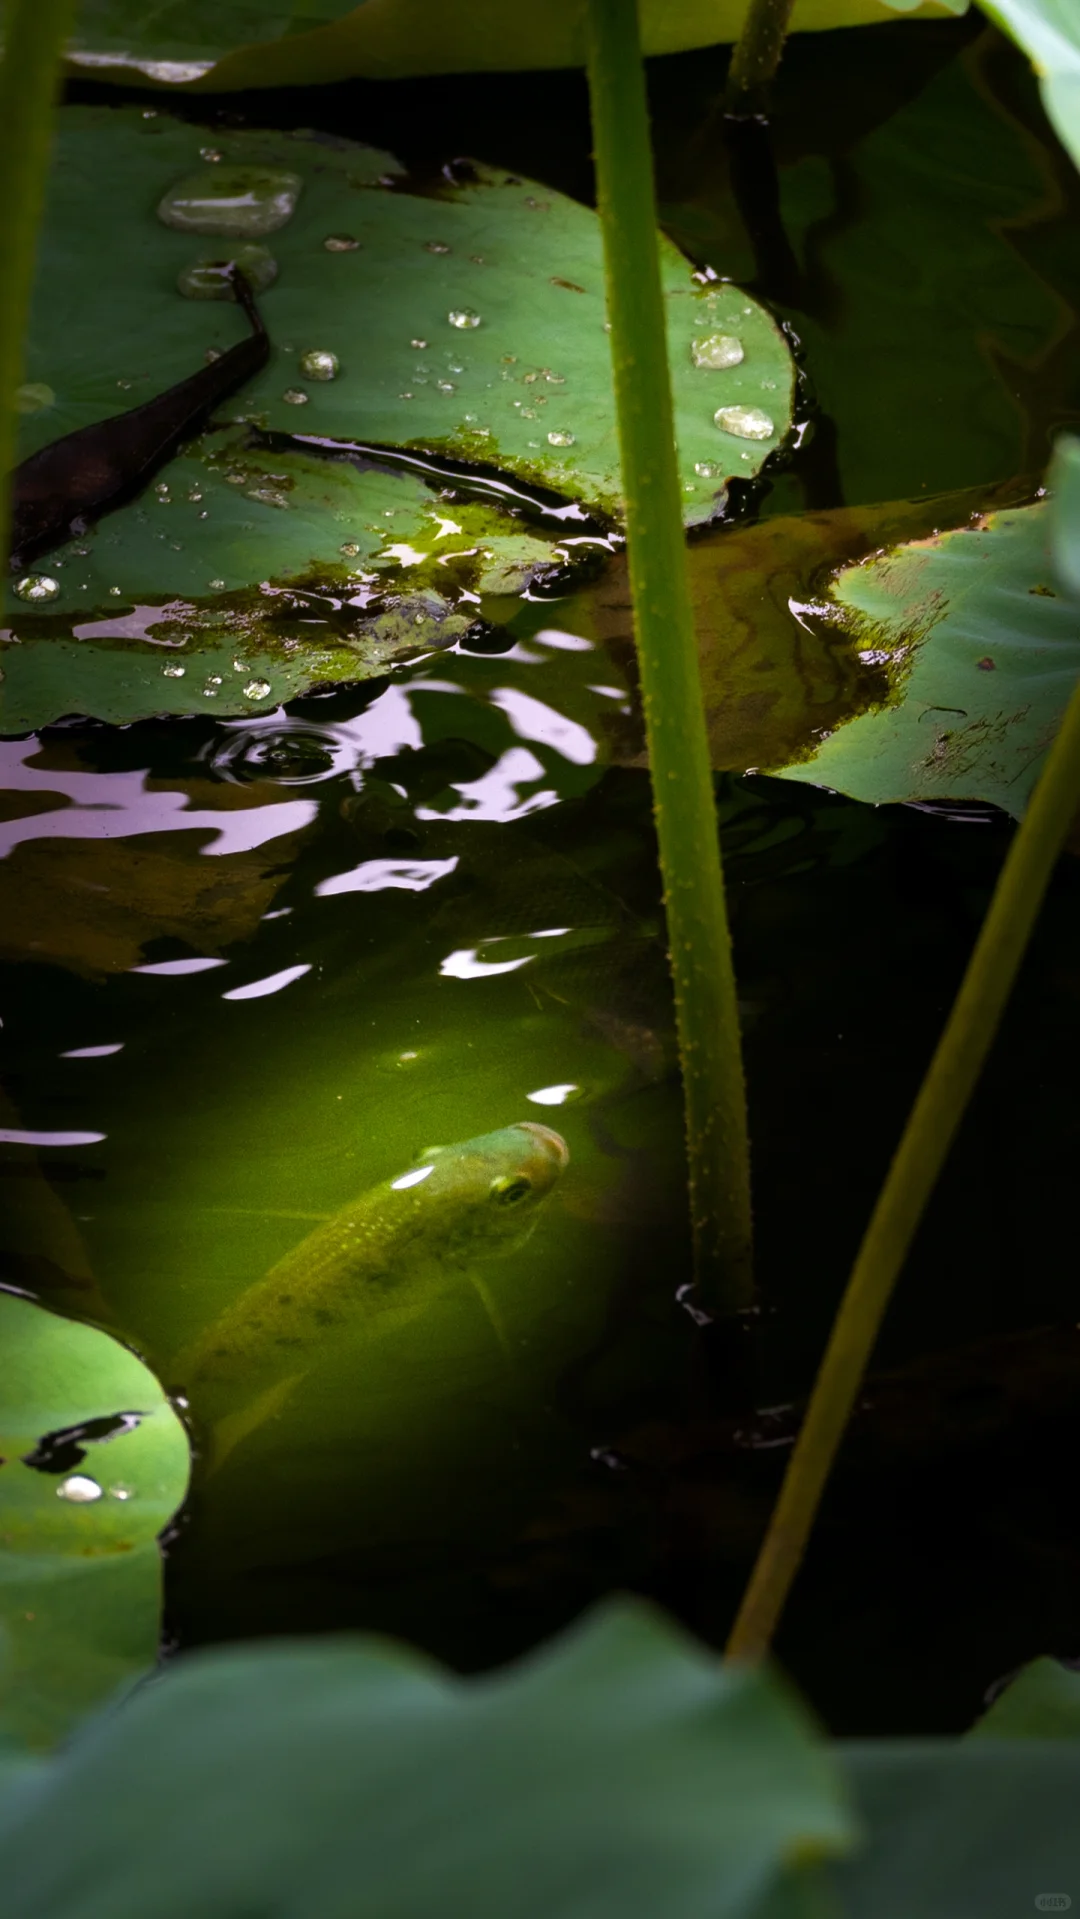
244 679 272 700
425 240 451 254
282 388 309 405
298 348 340 381
694 460 722 479
435 380 456 394
157 166 303 238
691 332 745 370
108 586 122 597
340 541 361 556
200 146 224 163
57 1475 102 1503
324 233 360 252
410 338 428 349
162 662 186 677
448 308 481 329
15 382 54 414
547 430 575 447
14 574 59 603
209 577 226 589
714 404 774 441
177 243 278 300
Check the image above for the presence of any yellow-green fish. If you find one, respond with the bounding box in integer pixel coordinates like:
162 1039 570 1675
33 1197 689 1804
177 1121 569 1462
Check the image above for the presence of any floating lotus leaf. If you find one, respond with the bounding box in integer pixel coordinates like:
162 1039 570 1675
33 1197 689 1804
0 1293 190 1751
773 499 1080 818
63 0 957 90
1 105 793 732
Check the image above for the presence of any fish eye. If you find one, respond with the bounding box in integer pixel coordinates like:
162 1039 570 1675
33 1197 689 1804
489 1174 533 1206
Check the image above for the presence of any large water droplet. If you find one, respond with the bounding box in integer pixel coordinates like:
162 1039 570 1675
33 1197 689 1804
448 308 481 329
157 166 303 238
298 348 340 381
15 381 54 414
177 243 278 300
57 1474 102 1503
282 388 310 405
323 233 359 252
14 574 60 603
692 332 744 370
547 430 575 447
244 679 272 700
714 404 774 441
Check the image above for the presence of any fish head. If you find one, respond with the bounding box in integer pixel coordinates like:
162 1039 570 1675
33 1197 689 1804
394 1120 569 1261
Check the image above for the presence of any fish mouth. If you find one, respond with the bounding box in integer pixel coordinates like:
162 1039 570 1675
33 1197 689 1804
513 1121 570 1171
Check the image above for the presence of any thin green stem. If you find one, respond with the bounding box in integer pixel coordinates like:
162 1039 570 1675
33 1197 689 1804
0 0 77 572
727 663 1080 1660
584 0 753 1313
725 0 798 113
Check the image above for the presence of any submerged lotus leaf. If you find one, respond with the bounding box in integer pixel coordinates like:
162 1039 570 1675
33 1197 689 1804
773 499 1080 818
0 1293 190 1750
62 0 959 90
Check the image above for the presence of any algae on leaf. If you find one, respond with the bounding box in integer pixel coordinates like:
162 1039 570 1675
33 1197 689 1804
0 1294 190 1751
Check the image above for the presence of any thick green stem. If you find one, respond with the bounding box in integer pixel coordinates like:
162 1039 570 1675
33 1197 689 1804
725 0 798 112
727 664 1080 1660
584 0 753 1313
0 0 76 572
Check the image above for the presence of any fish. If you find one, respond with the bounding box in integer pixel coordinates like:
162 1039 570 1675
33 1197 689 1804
176 1120 569 1464
10 265 269 569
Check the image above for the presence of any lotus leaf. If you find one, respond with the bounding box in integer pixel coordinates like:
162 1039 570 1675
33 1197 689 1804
0 1293 190 1751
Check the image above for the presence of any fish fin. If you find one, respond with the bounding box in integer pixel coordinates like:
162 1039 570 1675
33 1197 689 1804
468 1273 518 1380
207 1373 303 1473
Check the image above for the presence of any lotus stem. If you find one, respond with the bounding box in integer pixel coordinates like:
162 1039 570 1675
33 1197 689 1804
0 0 76 574
583 0 753 1313
727 660 1080 1660
726 0 798 113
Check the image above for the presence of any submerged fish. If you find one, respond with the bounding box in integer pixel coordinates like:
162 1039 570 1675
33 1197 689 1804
11 266 269 568
177 1121 569 1460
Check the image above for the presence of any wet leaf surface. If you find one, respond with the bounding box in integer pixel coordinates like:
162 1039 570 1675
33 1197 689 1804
0 1294 190 1751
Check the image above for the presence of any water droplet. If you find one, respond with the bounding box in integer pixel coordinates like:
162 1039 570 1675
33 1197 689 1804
233 658 249 672
547 429 575 447
694 460 722 479
163 662 186 677
154 481 171 497
142 108 158 118
691 332 744 370
298 348 339 381
244 679 272 700
436 380 456 393
399 391 414 400
57 1475 101 1503
248 486 289 508
425 240 451 254
410 338 428 349
177 243 278 300
157 166 303 238
448 308 481 329
209 577 226 589
324 233 359 251
470 254 485 265
340 541 360 556
545 371 565 384
282 388 309 405
108 586 122 597
110 1485 133 1501
714 404 774 441
14 381 54 414
501 354 517 364
200 146 223 163
204 347 222 364
188 488 203 503
14 574 59 603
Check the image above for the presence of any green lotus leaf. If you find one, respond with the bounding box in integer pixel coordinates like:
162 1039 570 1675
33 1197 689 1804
0 1600 853 1916
967 0 1080 170
0 1293 191 1751
63 0 958 91
1 104 793 732
771 499 1079 817
968 1657 1080 1739
1049 433 1080 596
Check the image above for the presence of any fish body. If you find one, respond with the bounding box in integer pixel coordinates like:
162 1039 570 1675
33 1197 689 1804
178 1121 568 1421
11 267 268 568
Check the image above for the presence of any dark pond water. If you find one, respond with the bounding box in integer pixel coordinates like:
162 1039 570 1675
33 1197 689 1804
5 15 1080 1737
